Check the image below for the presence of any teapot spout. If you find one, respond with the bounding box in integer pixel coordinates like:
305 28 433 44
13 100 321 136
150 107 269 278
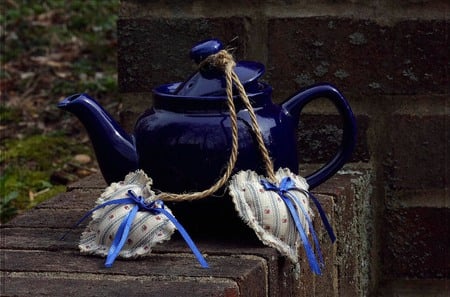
58 94 138 183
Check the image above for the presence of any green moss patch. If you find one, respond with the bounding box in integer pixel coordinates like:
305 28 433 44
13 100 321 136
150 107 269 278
0 134 92 222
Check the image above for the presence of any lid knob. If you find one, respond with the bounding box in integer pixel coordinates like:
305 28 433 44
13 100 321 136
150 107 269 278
174 38 265 97
190 39 224 64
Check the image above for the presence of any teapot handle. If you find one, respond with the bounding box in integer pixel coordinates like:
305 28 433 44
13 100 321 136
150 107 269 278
281 83 357 189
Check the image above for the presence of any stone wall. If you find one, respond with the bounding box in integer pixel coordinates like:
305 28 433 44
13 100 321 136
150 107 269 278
116 0 449 295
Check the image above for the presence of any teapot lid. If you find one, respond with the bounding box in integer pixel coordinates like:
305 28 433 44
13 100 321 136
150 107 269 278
174 39 265 97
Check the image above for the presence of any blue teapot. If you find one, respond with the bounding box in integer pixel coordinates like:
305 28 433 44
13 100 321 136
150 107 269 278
58 39 356 192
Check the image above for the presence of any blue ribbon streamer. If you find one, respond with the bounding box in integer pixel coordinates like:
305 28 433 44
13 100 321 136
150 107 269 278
284 188 324 269
68 190 209 269
261 176 335 275
307 192 336 243
268 177 336 243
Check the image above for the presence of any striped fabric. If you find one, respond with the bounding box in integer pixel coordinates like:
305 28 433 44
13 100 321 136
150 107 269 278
79 170 176 259
229 168 313 264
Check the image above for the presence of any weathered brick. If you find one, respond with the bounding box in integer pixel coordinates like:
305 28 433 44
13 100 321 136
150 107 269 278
5 275 240 297
391 20 449 95
378 279 450 297
35 190 101 210
314 169 375 297
6 208 89 228
118 92 150 131
312 194 338 297
66 173 106 190
383 113 449 191
0 227 80 251
155 238 307 297
284 193 337 297
267 17 449 100
382 206 450 278
117 17 247 93
3 166 373 296
267 17 394 99
3 249 267 296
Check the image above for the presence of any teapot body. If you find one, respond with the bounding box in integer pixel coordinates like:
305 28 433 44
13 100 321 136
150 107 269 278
134 83 299 193
58 39 356 190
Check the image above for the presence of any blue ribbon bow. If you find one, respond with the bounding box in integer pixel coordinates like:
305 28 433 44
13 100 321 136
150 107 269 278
68 190 209 268
261 177 336 275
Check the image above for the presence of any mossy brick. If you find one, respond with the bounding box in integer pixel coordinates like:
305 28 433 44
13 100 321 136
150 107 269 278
324 177 362 297
267 17 449 100
297 114 370 164
282 194 336 297
314 169 375 297
117 17 247 93
311 194 338 297
283 193 337 296
382 206 450 278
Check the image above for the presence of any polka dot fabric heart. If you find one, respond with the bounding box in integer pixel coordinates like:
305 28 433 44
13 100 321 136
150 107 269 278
79 170 176 259
229 168 323 273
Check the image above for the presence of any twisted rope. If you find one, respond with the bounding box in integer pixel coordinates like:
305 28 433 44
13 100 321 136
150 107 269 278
230 70 276 183
157 50 238 201
157 49 276 201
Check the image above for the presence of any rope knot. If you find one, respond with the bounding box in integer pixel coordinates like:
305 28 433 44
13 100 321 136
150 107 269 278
199 49 236 72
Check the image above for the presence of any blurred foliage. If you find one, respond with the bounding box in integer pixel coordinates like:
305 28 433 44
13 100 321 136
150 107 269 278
1 0 120 222
1 0 119 97
1 133 90 222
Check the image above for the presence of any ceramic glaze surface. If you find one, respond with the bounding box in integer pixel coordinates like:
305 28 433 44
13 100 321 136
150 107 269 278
58 39 357 190
135 88 298 193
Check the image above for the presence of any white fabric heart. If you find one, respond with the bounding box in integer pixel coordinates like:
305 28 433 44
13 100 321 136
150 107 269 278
229 168 321 271
79 170 176 260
